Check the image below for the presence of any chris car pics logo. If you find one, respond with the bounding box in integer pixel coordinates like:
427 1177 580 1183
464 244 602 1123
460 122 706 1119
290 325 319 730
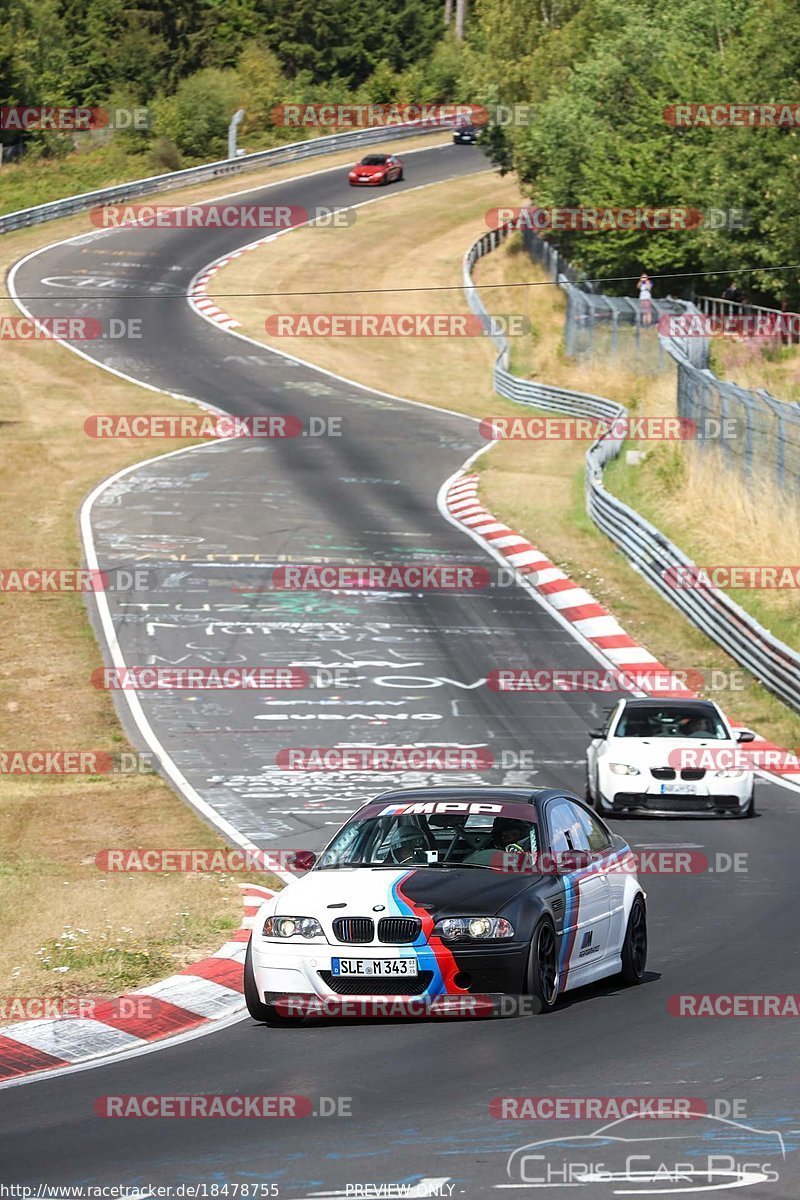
505 1113 785 1193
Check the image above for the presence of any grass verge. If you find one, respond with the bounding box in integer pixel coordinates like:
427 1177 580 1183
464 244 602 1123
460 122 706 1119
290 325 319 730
0 302 250 1006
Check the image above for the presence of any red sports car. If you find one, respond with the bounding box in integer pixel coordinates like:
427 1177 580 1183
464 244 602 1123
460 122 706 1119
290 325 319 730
348 154 404 186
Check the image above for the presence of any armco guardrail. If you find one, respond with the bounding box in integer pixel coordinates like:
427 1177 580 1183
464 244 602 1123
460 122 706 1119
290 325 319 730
464 223 800 713
464 225 623 424
0 120 451 235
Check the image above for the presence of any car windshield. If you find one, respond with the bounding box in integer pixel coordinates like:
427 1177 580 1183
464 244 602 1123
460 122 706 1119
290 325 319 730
360 155 387 165
316 801 539 870
614 705 729 739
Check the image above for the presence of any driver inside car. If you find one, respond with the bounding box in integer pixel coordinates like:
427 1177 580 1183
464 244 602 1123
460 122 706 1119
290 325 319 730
461 817 531 866
678 712 715 737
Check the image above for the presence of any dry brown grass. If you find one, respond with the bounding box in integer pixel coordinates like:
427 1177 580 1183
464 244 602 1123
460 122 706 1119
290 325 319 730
711 336 800 403
0 307 253 1003
211 189 800 751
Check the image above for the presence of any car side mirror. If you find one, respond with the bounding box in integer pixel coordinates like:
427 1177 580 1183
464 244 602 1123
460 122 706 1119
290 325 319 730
589 729 605 740
290 850 317 873
736 730 756 744
555 849 591 873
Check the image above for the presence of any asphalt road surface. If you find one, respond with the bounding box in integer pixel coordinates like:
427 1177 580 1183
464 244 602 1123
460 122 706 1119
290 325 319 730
3 142 799 1198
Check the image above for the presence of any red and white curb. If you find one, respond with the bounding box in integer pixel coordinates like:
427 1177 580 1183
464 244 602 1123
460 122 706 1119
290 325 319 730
445 472 800 779
0 883 273 1083
188 256 243 329
188 229 298 329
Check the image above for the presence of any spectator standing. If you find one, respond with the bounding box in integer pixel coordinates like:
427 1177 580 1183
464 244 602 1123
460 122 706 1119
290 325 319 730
637 272 653 326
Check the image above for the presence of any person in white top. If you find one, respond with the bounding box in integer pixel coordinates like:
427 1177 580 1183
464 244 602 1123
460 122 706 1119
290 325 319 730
637 272 653 325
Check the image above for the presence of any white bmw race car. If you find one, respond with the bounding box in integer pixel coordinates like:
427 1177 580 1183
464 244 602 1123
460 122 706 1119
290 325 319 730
585 698 756 817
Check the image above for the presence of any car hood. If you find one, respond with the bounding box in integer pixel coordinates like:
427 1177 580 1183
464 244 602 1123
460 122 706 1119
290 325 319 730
603 737 735 761
352 163 386 175
274 866 536 926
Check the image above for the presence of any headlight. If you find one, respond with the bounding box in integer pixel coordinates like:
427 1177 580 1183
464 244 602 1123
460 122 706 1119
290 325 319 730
609 763 640 776
262 915 324 939
716 769 747 779
432 917 514 940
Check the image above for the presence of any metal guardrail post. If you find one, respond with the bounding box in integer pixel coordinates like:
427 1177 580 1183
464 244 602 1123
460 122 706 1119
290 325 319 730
227 109 245 160
761 392 786 490
742 389 755 476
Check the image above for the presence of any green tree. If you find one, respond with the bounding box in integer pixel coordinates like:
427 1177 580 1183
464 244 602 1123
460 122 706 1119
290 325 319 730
151 67 245 158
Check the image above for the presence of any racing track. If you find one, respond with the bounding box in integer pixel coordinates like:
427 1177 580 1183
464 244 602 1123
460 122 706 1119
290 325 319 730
2 143 799 1196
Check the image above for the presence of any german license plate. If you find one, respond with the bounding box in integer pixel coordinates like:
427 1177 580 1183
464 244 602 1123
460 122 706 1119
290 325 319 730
331 958 418 977
660 783 698 794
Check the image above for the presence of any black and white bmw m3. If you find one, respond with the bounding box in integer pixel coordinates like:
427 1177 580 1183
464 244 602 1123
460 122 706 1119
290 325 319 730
244 787 647 1022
